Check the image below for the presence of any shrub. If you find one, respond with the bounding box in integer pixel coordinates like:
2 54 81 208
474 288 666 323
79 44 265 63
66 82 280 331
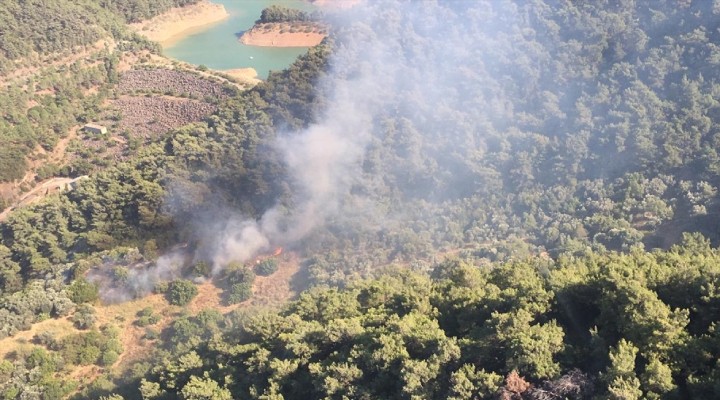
100 350 119 366
135 308 160 327
34 330 57 348
227 282 253 304
255 259 278 276
192 261 211 277
73 304 96 330
154 281 169 294
137 307 153 318
136 314 159 327
144 328 159 340
68 278 99 304
227 265 255 285
166 280 198 306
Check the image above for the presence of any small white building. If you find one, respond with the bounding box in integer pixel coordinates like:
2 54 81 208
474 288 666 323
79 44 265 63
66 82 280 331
83 123 107 135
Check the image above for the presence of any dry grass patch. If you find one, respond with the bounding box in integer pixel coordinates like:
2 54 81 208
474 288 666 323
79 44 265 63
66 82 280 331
0 317 76 360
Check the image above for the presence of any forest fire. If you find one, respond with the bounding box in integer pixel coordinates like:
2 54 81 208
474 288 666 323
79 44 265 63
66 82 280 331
253 247 283 264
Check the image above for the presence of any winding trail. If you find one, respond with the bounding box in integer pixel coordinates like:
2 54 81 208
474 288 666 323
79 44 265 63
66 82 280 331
0 176 87 222
0 127 83 222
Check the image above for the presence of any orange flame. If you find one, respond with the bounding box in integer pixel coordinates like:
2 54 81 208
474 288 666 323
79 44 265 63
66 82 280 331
273 247 283 256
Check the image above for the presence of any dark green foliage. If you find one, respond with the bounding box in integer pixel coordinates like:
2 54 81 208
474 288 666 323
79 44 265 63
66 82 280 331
0 0 196 72
0 347 76 399
101 350 120 366
73 304 97 330
258 6 314 24
191 261 210 277
135 307 160 327
154 281 169 294
227 282 252 304
58 325 123 367
0 54 120 182
98 0 201 23
33 330 58 348
0 0 118 65
144 328 160 340
224 263 256 304
0 279 74 339
257 44 329 130
226 264 256 285
67 278 99 304
0 146 27 182
255 258 278 276
0 38 317 309
135 241 720 399
9 1 720 397
163 309 224 356
166 279 198 306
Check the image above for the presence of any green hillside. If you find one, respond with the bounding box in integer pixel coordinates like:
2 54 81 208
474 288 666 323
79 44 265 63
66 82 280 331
2 0 720 398
126 236 720 399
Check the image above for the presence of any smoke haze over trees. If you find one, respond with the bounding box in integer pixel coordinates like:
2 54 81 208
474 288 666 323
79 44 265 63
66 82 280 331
5 0 720 397
284 0 720 284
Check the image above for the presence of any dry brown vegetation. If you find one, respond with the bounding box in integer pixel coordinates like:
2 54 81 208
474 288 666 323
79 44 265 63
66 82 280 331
249 251 302 307
0 317 76 360
94 292 174 371
0 254 305 390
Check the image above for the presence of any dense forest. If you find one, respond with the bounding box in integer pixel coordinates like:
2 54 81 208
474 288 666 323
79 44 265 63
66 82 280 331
2 0 720 398
119 235 720 399
258 5 317 24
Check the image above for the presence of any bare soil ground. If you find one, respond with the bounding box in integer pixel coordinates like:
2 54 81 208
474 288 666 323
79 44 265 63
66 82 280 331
223 68 261 86
95 292 174 371
250 251 302 307
186 251 302 315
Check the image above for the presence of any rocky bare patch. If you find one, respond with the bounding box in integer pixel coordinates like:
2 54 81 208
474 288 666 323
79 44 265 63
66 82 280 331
112 96 215 139
118 68 229 100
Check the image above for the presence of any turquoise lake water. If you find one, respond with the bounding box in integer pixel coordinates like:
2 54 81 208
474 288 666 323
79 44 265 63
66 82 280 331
164 0 315 79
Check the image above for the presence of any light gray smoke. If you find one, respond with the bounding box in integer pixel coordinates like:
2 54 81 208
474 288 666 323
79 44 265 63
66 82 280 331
94 0 524 301
203 2 405 271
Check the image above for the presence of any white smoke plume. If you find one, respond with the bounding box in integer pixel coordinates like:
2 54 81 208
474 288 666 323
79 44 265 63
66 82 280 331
94 0 513 300
89 250 186 303
202 3 402 271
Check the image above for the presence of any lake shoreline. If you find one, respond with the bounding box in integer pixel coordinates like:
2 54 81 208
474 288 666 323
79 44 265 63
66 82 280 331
158 0 321 79
223 68 262 85
130 0 229 48
240 22 327 47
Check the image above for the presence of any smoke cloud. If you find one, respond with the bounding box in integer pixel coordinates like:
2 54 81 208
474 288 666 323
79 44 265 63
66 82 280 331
94 0 536 300
199 2 409 272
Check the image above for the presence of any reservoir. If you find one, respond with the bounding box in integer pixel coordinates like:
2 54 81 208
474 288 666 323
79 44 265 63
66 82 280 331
164 0 314 79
